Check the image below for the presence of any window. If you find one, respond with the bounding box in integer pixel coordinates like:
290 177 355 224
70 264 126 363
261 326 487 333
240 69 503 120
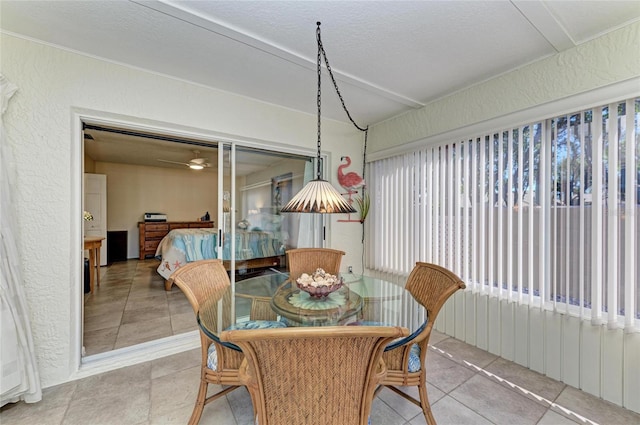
369 97 639 329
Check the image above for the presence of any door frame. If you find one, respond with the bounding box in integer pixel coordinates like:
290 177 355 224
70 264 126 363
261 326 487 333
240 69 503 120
71 108 323 380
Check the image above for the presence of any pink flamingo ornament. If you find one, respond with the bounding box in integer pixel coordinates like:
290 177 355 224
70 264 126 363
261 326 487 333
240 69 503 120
337 156 365 195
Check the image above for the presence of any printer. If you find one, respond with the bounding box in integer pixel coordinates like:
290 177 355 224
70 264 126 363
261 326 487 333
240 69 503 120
144 212 167 222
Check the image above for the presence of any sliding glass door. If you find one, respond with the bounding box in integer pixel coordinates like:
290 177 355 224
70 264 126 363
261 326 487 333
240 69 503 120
220 144 320 321
81 120 321 358
222 145 320 277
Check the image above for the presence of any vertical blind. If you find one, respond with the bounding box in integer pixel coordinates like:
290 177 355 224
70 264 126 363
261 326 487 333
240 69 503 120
368 97 639 330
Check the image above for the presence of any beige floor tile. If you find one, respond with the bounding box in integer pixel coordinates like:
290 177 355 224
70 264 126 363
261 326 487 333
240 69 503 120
83 288 131 306
553 386 640 425
83 259 186 355
125 294 168 311
450 374 547 424
132 274 159 284
109 270 139 279
114 316 173 348
101 265 133 275
64 363 151 424
377 384 444 421
483 357 566 407
104 264 136 272
537 409 580 424
370 395 412 424
150 365 201 417
137 260 161 270
407 413 428 425
426 349 477 393
150 348 200 380
433 338 499 370
199 394 244 425
128 284 167 299
96 276 133 287
98 282 135 291
136 262 159 271
428 395 494 425
0 381 77 424
167 297 193 315
83 299 126 318
149 403 195 425
74 362 151 402
226 387 255 425
83 310 124 332
83 326 118 356
170 311 199 334
100 272 133 289
429 329 450 345
63 391 150 425
0 405 68 425
121 304 171 325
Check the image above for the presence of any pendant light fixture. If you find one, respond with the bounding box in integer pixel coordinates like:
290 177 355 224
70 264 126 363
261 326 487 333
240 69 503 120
281 22 367 214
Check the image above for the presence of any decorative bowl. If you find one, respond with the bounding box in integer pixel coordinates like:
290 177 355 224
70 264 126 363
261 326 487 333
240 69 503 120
296 279 343 298
295 269 343 299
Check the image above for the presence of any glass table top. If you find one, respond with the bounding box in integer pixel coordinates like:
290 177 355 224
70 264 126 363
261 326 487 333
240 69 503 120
198 272 427 351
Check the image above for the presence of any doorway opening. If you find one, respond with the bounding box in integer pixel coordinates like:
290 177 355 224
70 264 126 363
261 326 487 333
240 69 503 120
80 118 314 360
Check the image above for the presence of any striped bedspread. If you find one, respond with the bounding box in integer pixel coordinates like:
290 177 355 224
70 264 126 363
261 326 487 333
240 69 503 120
155 228 284 279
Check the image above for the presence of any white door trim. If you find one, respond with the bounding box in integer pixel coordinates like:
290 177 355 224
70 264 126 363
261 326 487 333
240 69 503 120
71 108 316 380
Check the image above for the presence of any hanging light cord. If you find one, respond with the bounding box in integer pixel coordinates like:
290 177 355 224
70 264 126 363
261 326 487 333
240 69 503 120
317 22 369 247
316 22 323 180
316 22 369 180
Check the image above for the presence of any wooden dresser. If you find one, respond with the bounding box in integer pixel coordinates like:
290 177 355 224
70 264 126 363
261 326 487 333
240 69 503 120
138 221 214 259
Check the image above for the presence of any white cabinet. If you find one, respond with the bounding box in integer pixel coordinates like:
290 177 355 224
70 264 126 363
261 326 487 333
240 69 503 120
84 173 107 266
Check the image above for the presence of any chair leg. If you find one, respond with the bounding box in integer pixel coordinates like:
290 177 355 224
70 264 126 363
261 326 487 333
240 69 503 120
188 380 208 425
417 380 436 425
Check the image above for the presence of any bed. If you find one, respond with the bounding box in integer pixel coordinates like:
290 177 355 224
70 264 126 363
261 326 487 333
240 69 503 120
156 228 286 290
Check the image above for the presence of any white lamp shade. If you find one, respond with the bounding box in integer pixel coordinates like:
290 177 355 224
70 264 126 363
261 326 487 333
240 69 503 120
280 179 356 213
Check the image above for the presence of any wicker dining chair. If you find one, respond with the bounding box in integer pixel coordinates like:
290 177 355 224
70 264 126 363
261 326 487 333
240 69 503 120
168 259 245 425
377 262 466 425
286 247 345 279
235 293 278 321
220 325 409 425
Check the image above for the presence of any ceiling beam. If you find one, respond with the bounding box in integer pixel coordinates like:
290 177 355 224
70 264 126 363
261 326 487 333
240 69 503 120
511 0 576 52
133 0 425 110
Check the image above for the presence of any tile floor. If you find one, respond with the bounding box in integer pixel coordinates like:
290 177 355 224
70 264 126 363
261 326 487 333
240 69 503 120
82 259 198 355
2 330 639 424
82 259 278 356
3 260 639 424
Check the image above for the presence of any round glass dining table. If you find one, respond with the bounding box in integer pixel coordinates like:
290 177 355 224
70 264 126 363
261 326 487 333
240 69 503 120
197 272 427 351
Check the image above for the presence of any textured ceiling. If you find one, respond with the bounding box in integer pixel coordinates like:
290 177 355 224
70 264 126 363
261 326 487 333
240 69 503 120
3 1 639 125
2 0 639 168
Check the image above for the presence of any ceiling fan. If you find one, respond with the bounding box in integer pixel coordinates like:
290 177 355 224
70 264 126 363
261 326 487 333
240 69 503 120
157 150 211 170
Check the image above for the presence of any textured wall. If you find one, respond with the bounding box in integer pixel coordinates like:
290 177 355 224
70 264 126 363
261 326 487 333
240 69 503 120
0 34 363 387
93 162 221 258
368 21 640 152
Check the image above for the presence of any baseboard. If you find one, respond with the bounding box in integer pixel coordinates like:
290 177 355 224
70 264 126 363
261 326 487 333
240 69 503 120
69 331 199 383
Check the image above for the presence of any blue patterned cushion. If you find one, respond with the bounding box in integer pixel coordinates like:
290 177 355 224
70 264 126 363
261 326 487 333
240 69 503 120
207 321 286 370
207 343 218 370
226 320 287 330
408 343 421 373
279 316 291 326
346 321 421 373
